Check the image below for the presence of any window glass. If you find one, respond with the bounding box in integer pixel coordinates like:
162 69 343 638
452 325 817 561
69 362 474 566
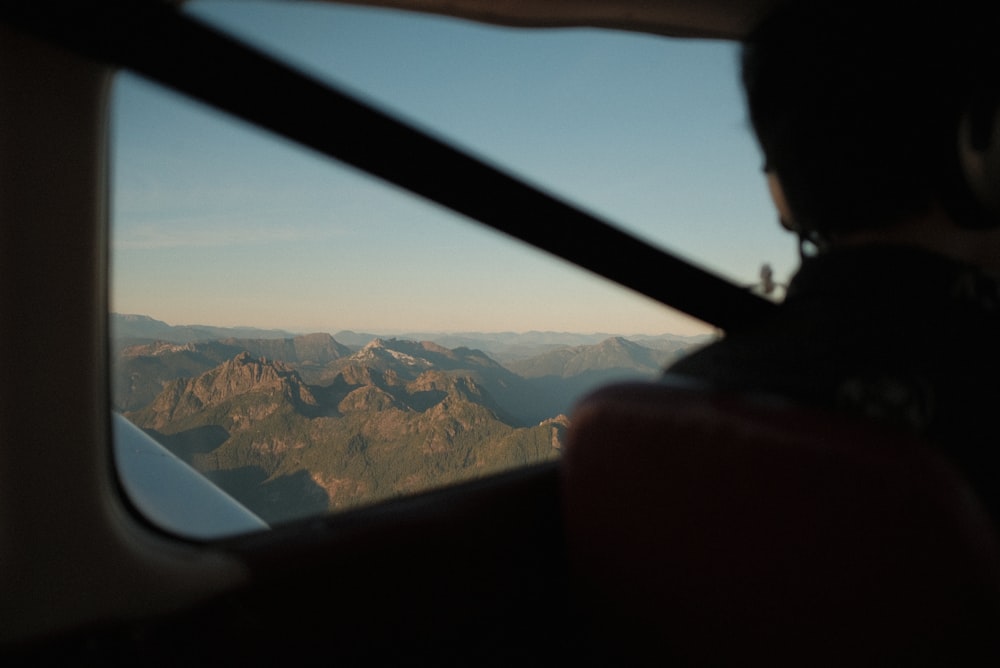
110 0 795 536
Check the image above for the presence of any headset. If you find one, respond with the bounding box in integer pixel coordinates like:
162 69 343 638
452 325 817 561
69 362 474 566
958 94 1000 226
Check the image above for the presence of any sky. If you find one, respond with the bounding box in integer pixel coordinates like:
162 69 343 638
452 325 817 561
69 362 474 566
109 0 800 337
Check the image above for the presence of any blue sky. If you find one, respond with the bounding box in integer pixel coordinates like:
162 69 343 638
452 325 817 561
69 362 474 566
110 0 798 336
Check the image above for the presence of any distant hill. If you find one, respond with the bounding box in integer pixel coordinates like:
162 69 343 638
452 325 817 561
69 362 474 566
507 336 670 378
391 331 621 362
221 332 352 365
114 313 712 361
501 336 693 417
111 313 296 346
331 329 712 363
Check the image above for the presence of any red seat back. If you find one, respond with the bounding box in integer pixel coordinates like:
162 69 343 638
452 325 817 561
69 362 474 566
560 380 1000 666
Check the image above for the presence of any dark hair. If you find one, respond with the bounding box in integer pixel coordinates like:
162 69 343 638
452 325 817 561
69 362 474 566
741 1 999 243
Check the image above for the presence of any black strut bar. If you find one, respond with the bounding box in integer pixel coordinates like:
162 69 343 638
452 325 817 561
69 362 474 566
1 0 777 332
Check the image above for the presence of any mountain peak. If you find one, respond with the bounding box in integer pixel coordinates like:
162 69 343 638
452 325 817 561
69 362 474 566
129 353 318 432
215 352 301 389
362 337 387 351
354 338 431 370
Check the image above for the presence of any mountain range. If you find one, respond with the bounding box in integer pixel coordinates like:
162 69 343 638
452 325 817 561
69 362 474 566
111 313 710 363
113 314 712 524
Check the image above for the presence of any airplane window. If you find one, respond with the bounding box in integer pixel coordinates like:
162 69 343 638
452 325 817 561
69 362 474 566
109 0 795 537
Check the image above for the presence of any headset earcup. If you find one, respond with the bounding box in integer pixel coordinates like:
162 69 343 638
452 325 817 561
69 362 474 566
765 171 798 232
958 105 1000 220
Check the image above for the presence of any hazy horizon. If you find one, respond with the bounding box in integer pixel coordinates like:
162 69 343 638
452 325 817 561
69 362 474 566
111 311 716 340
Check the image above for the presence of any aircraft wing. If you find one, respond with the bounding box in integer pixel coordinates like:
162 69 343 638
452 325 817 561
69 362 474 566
112 412 269 539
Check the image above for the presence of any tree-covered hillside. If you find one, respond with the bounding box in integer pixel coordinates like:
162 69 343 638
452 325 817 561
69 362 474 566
114 325 706 525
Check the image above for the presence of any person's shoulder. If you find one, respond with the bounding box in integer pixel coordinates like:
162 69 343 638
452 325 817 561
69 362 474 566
664 322 801 388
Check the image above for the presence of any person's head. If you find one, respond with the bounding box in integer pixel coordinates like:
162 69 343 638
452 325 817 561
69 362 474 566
742 1 1000 249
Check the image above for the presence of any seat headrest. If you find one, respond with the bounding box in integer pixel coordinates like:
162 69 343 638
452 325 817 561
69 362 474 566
560 380 1000 666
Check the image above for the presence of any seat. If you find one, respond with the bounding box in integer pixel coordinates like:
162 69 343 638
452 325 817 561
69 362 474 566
559 379 1000 666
